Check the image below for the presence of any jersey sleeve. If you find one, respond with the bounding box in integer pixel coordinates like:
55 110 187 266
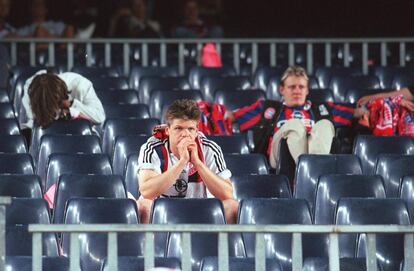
232 99 264 132
137 138 162 174
326 102 355 126
201 138 232 180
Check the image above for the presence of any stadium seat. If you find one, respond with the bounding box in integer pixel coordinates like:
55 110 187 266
200 257 282 271
101 256 181 271
45 153 112 191
307 88 335 103
6 256 70 271
0 118 20 135
294 154 362 215
224 153 269 175
266 76 320 101
129 66 179 91
149 89 204 121
6 198 50 225
124 153 140 198
138 76 190 104
231 174 291 199
345 88 391 104
302 257 373 271
0 89 9 103
328 75 380 103
188 66 236 89
207 135 249 154
353 135 414 175
0 135 27 153
89 77 129 91
102 118 159 155
214 89 266 111
336 198 410 271
36 134 102 185
253 66 286 91
200 76 251 103
103 104 150 119
112 135 149 176
372 66 410 89
62 198 143 271
96 89 139 105
53 174 126 224
0 174 42 198
314 67 361 89
0 153 34 174
0 102 15 118
391 72 414 89
374 154 414 197
151 198 244 271
238 198 313 271
399 176 414 222
71 66 121 78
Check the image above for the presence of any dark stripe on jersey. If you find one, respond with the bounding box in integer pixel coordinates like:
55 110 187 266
202 139 225 172
143 141 164 163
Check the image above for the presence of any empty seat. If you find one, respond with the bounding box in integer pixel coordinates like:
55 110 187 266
253 66 285 91
302 257 372 271
399 176 414 222
294 154 362 215
0 118 20 135
315 67 361 89
0 153 34 174
71 66 120 78
0 102 15 118
101 256 181 271
188 66 236 89
103 104 150 119
224 153 269 175
124 153 140 198
138 76 190 104
238 198 313 271
53 174 126 224
328 75 380 103
6 198 50 225
45 153 112 192
266 76 320 101
149 89 203 121
6 256 69 271
372 66 410 89
90 77 129 91
102 118 159 155
391 72 414 89
62 198 143 271
214 89 266 111
353 135 414 175
374 154 414 197
200 76 251 103
345 88 391 104
207 135 249 154
232 174 291 199
0 174 42 198
200 257 282 271
112 135 149 176
336 198 410 271
96 89 139 105
0 135 27 153
307 88 335 103
129 66 179 91
0 89 10 103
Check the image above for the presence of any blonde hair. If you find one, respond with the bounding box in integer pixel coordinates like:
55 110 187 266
280 66 309 85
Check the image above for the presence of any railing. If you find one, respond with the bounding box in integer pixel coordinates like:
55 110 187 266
2 38 414 75
28 223 414 271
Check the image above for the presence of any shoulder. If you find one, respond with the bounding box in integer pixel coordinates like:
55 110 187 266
198 132 224 155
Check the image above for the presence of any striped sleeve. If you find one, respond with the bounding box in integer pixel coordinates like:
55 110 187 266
326 102 355 127
137 137 162 174
232 99 264 132
201 137 232 180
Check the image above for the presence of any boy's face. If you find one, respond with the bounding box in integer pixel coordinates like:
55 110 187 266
279 75 309 107
166 118 198 149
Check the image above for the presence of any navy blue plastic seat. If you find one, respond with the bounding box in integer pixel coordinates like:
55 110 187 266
6 198 50 225
45 153 112 191
0 118 20 135
0 154 34 174
138 76 190 104
200 76 251 103
112 135 149 176
103 104 150 119
253 66 285 91
0 135 27 153
328 75 380 103
374 154 414 197
266 76 320 101
151 198 244 271
353 135 414 175
224 153 269 175
71 66 120 78
53 174 126 224
96 89 139 105
307 88 335 103
214 89 266 111
207 135 249 154
188 66 236 89
391 72 414 89
400 176 414 223
124 153 140 198
238 198 313 271
345 88 391 104
37 134 102 186
6 256 69 271
372 66 411 89
294 154 362 215
336 198 410 271
149 90 204 121
90 77 129 91
0 102 15 118
0 174 42 198
302 257 375 271
62 198 143 271
315 67 361 89
129 66 179 90
102 118 159 155
0 89 10 103
101 257 181 271
200 257 282 271
232 174 291 199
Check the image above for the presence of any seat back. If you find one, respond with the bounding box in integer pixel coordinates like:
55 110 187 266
207 135 249 154
188 66 236 89
101 256 181 271
0 102 15 118
0 153 34 174
400 175 414 223
391 72 414 89
7 198 50 225
315 67 361 88
138 76 190 104
224 154 269 175
0 135 27 153
129 66 179 90
253 66 285 91
200 257 282 271
112 135 149 176
232 174 291 199
0 174 42 198
124 153 140 198
214 89 266 111
96 89 139 105
200 76 251 103
0 119 20 135
71 66 120 78
103 104 150 119
6 256 70 271
90 77 129 91
328 75 380 103
345 88 391 104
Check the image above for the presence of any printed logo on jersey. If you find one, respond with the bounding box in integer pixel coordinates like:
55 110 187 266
174 178 188 193
264 107 276 119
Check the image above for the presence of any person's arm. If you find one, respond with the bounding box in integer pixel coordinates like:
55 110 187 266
325 102 355 126
229 99 264 132
357 87 414 106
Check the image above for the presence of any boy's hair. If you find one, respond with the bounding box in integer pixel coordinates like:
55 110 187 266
165 99 201 125
280 66 309 86
28 73 69 128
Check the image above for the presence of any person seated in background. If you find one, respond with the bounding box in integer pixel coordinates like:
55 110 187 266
0 0 17 38
137 99 238 224
228 66 363 169
108 0 162 38
172 0 223 38
19 70 105 143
